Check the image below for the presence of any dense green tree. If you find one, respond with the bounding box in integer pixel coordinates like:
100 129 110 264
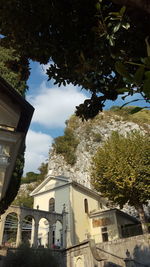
38 162 48 181
21 172 40 184
53 128 79 165
91 131 150 233
0 0 150 119
0 46 29 96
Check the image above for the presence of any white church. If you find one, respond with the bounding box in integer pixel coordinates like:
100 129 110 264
30 173 140 248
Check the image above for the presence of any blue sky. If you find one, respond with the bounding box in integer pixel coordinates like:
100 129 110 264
24 61 147 175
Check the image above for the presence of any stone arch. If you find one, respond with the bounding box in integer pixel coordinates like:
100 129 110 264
0 206 64 248
3 212 18 247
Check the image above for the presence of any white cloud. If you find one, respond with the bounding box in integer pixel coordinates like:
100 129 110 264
28 82 87 128
24 130 53 174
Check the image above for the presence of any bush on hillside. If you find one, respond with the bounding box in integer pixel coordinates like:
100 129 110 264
53 128 79 165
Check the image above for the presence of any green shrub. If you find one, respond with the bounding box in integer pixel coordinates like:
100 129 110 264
67 114 80 130
21 172 39 184
4 244 59 267
13 195 33 208
53 128 79 165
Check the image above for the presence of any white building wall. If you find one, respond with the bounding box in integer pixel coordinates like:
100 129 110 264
71 187 100 243
33 185 73 247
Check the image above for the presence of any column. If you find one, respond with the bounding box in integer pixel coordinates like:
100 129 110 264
16 216 23 247
0 215 6 245
62 211 67 248
48 225 53 248
32 221 39 248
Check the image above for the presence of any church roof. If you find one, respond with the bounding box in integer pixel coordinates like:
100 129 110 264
30 175 102 200
30 175 70 196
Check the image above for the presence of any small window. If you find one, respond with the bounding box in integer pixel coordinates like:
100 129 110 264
36 205 39 209
84 199 88 213
101 227 107 232
49 198 55 212
101 227 108 242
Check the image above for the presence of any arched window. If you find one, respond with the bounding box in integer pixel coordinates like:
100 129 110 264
49 198 55 212
84 198 88 214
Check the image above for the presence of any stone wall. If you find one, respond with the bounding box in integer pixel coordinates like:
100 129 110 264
65 234 150 267
96 234 150 267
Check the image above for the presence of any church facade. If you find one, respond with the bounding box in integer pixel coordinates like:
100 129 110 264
30 174 140 248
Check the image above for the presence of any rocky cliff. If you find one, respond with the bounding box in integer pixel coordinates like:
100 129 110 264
48 107 150 189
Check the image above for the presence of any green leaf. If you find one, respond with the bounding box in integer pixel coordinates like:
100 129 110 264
95 2 101 11
113 23 121 33
115 62 133 81
122 22 130 30
107 35 115 46
109 12 120 16
119 6 126 16
134 66 145 85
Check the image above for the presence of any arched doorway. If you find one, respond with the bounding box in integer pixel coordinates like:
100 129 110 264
3 212 18 247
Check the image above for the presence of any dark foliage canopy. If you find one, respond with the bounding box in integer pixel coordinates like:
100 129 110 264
0 0 150 119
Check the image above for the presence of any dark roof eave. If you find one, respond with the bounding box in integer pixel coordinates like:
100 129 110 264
89 208 140 223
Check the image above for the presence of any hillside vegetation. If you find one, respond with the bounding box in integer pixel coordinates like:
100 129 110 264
13 163 48 208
